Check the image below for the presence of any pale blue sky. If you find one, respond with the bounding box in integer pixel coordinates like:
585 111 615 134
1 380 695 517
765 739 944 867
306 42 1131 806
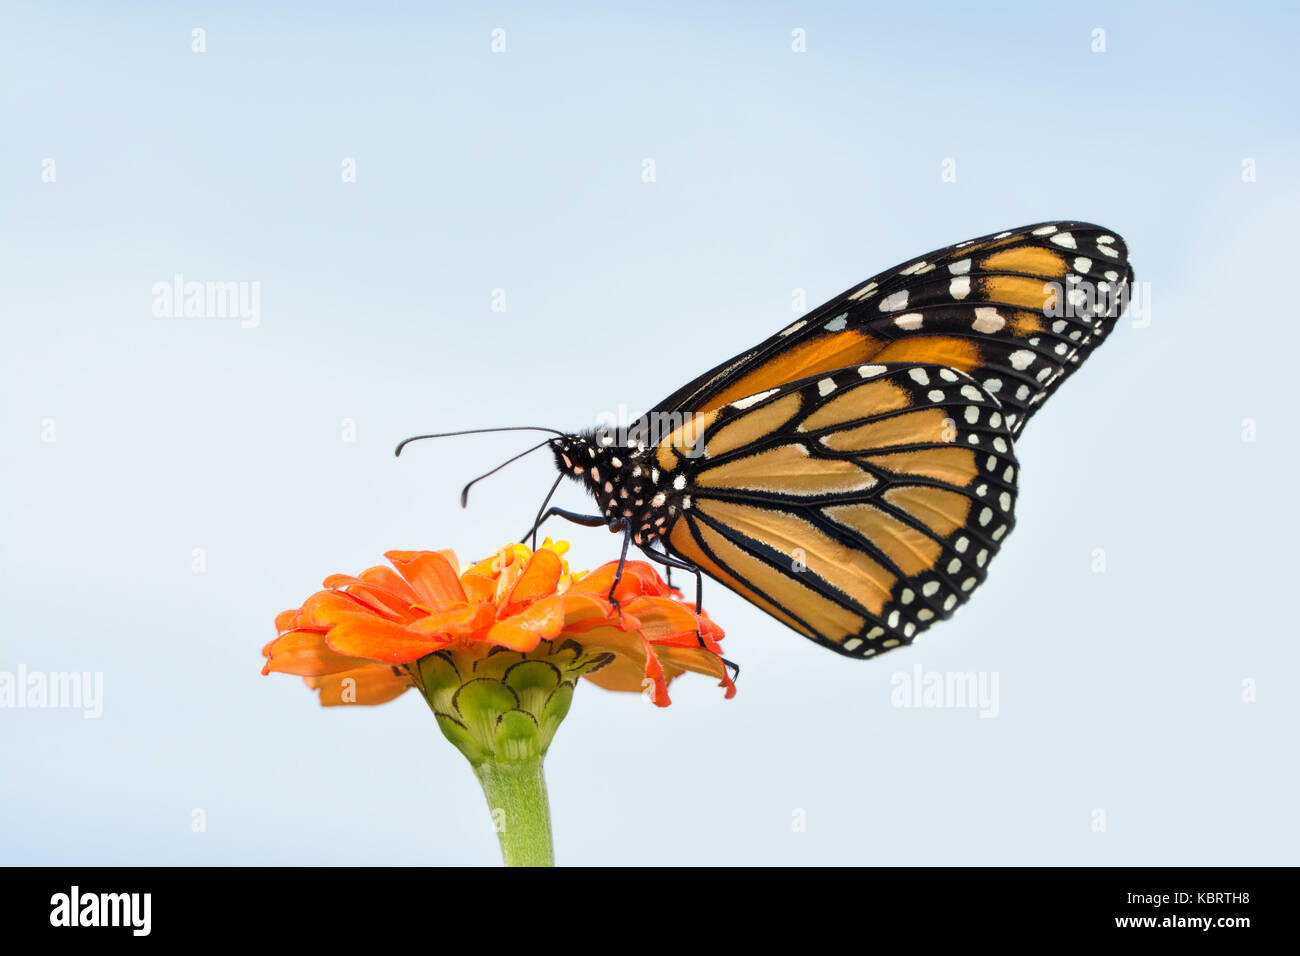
2 0 1297 864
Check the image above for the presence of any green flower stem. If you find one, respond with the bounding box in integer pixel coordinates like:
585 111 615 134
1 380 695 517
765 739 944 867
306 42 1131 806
473 757 554 867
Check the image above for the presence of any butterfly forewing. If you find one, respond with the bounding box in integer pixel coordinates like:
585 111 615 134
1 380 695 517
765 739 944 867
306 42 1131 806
544 221 1133 657
653 221 1133 436
661 362 1018 658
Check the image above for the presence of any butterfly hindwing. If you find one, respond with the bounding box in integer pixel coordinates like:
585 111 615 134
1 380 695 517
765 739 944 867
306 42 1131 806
654 221 1133 436
660 362 1018 658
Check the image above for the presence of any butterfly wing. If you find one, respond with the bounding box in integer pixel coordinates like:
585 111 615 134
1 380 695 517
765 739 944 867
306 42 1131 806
654 221 1133 436
659 362 1018 657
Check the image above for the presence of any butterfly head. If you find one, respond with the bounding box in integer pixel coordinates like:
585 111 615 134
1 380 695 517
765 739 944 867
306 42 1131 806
553 429 683 544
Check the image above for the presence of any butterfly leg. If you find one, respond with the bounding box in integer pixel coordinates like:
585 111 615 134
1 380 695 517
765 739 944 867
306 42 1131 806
518 506 607 545
520 507 632 615
527 473 565 549
636 544 737 685
637 545 704 614
605 524 633 616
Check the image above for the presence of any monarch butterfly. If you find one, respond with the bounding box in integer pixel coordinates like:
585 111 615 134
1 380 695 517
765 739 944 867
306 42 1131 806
399 221 1133 660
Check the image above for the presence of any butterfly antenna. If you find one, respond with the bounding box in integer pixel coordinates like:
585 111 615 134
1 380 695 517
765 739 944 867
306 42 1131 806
457 436 558 508
394 425 567 458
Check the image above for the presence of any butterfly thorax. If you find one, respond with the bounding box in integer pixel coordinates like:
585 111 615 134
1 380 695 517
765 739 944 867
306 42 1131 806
553 430 686 545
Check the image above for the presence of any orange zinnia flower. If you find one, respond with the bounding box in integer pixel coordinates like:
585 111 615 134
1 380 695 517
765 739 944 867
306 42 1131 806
263 540 735 709
264 538 735 866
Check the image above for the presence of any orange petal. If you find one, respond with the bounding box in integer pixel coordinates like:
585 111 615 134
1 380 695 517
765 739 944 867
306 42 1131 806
501 548 563 613
492 549 527 604
564 624 672 706
557 591 618 628
358 565 421 604
301 590 385 629
484 595 566 652
321 574 421 622
580 655 653 695
569 562 618 596
655 642 729 680
619 561 673 595
324 614 449 663
304 663 413 706
460 572 497 603
463 551 502 580
622 596 711 643
385 550 467 607
264 629 370 677
638 635 670 707
408 601 496 640
571 560 671 604
580 634 734 700
650 643 734 700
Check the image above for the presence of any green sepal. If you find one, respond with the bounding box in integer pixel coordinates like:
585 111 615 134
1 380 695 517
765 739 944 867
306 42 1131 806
453 678 520 756
493 709 542 762
434 711 487 765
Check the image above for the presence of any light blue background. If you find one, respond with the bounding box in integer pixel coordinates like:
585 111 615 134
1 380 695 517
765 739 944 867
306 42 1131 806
2 0 1296 865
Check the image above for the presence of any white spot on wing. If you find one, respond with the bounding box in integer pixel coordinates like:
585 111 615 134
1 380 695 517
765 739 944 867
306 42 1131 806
972 307 1004 333
1009 349 1034 371
879 290 909 312
731 388 779 410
